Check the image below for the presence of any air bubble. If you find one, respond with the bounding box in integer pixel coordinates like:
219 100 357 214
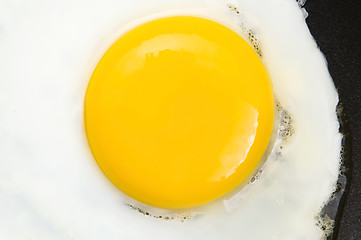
227 3 240 14
242 29 263 57
126 204 193 222
316 214 335 239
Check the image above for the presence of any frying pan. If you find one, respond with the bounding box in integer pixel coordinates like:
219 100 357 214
305 0 361 239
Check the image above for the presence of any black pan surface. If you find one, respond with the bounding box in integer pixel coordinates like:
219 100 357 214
305 0 361 239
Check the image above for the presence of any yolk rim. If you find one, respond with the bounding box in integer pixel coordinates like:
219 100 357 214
84 16 274 209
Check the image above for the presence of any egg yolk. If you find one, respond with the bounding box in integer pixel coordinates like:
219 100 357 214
84 16 274 209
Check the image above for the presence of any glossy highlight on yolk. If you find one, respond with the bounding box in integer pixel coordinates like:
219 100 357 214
84 16 274 209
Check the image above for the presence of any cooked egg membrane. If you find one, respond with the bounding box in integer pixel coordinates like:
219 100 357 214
0 0 341 239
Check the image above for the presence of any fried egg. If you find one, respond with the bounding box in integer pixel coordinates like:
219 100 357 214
0 0 342 239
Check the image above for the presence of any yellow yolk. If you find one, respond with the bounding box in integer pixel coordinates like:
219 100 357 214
84 16 274 209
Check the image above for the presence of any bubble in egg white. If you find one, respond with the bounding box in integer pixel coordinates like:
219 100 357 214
0 0 343 239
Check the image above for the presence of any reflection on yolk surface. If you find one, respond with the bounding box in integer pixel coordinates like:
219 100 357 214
84 16 274 209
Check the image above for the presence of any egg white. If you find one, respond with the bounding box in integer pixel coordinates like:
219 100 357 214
0 0 342 239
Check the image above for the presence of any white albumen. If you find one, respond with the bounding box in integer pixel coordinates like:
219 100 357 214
0 0 341 239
